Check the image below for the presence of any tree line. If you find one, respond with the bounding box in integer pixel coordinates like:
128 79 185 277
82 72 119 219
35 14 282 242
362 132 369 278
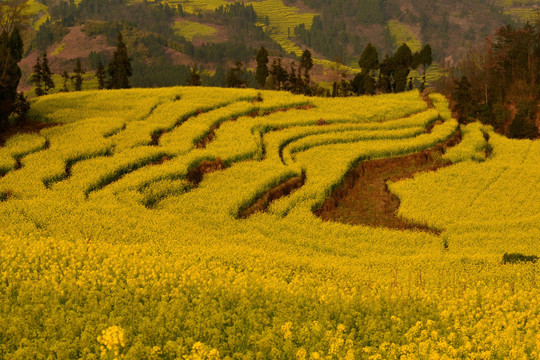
30 32 132 96
0 0 30 132
239 42 432 97
440 21 540 139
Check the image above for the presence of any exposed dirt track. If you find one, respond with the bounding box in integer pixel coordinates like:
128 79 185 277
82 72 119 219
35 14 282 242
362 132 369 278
239 172 306 218
186 158 226 186
314 130 462 233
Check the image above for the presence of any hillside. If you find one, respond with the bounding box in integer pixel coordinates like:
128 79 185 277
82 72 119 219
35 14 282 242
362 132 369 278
0 87 539 357
17 0 524 91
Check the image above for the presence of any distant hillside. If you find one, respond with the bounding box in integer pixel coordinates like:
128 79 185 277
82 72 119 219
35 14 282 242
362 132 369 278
18 0 531 91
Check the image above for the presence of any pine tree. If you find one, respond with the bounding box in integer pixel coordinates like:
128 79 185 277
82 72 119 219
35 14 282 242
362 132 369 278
255 46 269 89
30 55 44 97
0 28 24 129
61 71 70 92
414 44 433 91
187 67 201 86
378 54 394 93
107 33 132 89
226 61 246 88
509 102 539 139
300 50 313 95
392 43 413 93
358 43 379 72
73 58 84 91
358 43 379 95
96 60 105 90
287 62 297 92
453 76 473 124
40 52 55 94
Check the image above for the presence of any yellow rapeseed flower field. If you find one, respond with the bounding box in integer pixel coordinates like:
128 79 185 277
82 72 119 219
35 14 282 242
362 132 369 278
0 87 538 359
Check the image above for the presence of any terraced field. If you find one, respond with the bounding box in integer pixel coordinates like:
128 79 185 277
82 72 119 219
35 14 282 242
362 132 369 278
1 88 539 359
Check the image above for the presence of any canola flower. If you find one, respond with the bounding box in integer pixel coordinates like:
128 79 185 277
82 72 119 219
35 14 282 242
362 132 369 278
0 87 538 358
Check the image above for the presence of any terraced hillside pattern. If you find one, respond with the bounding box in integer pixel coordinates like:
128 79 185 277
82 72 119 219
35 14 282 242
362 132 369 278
1 88 539 358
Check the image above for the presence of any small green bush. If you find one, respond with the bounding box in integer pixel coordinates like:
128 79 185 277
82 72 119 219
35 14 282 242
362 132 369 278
502 253 539 264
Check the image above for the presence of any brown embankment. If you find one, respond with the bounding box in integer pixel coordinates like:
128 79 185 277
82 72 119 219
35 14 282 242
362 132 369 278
239 172 306 218
314 130 462 233
186 158 226 185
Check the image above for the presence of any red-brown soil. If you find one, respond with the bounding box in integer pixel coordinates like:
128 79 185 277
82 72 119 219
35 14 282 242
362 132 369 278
186 158 226 185
314 130 462 233
239 172 306 218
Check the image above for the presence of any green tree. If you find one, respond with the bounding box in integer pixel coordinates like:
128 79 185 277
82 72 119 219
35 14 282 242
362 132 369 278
107 32 132 89
300 49 313 94
378 54 394 93
509 101 538 139
30 55 44 97
392 43 413 92
226 61 246 88
96 60 105 90
413 44 433 91
61 70 69 92
255 46 269 89
452 76 473 124
73 57 84 91
269 58 287 90
358 42 379 72
40 52 55 94
0 27 24 130
187 67 201 86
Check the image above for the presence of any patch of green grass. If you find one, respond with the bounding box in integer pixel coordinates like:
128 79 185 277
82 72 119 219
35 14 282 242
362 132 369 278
173 20 218 42
504 7 540 22
51 43 65 57
387 20 422 53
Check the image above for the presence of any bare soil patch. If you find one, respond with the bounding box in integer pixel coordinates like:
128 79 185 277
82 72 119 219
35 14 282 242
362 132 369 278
186 158 226 185
239 172 306 218
314 130 462 233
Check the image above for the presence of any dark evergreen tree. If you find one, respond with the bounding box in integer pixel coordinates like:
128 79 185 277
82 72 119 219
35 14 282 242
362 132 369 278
30 55 44 97
269 58 286 90
255 46 269 89
287 62 297 92
358 43 379 72
276 58 288 89
12 92 29 122
62 70 70 92
226 61 246 88
378 54 394 93
107 32 132 89
452 76 473 124
509 102 538 139
414 44 433 91
96 60 106 90
0 28 24 130
73 57 84 91
392 43 413 93
187 67 201 86
41 52 55 94
300 50 313 94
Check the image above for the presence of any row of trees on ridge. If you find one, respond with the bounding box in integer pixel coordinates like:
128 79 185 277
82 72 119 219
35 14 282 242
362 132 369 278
30 32 132 96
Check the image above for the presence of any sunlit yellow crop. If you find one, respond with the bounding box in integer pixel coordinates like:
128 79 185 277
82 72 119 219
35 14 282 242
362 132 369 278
0 86 538 359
